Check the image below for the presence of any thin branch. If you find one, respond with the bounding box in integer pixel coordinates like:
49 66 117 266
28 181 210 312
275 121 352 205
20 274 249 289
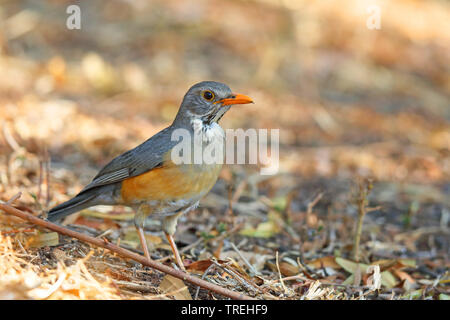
6 192 22 204
229 241 260 277
275 251 288 293
352 179 378 262
0 202 255 300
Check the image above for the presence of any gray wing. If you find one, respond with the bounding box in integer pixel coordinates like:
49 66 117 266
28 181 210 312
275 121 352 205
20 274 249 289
79 126 176 193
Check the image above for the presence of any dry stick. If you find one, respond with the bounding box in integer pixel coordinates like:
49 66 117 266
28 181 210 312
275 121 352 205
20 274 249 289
44 146 50 210
275 251 288 293
6 192 22 205
229 241 260 277
37 160 43 203
0 203 254 300
351 179 381 262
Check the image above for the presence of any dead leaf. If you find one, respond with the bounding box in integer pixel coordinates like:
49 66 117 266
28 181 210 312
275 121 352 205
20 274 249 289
29 232 59 248
279 261 299 277
266 261 299 277
343 274 354 285
335 257 369 273
81 210 134 221
380 271 398 289
371 258 416 271
307 256 341 269
159 275 192 300
121 229 162 250
239 211 282 238
393 269 415 292
239 220 280 238
186 259 228 273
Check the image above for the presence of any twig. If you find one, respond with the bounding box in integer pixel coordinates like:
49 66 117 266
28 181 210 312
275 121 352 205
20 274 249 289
0 202 255 300
211 259 259 294
2 122 21 151
352 179 380 262
269 273 310 284
6 192 22 204
275 251 288 293
229 241 260 277
44 146 51 210
231 179 247 204
37 160 43 203
194 263 216 300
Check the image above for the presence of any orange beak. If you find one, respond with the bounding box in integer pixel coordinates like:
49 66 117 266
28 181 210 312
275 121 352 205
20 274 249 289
216 93 254 106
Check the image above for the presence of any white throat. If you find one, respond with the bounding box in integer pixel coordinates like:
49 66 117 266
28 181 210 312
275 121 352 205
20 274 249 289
191 119 225 144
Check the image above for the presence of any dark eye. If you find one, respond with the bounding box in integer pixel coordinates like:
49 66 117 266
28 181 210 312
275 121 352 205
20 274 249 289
202 90 214 101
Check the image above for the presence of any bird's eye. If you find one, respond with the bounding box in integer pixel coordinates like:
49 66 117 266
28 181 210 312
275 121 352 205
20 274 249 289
202 90 214 101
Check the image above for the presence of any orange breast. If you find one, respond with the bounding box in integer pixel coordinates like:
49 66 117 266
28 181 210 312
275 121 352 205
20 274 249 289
120 162 222 203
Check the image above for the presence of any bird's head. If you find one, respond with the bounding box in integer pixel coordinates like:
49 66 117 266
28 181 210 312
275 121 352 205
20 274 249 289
174 81 253 126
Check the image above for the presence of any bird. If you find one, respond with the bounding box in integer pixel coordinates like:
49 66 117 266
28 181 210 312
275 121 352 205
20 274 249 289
47 81 254 271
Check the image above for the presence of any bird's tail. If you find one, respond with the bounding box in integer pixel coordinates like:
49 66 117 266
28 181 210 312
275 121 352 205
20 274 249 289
47 191 97 222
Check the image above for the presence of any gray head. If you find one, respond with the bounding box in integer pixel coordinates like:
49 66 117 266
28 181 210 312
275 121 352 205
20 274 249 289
173 81 253 126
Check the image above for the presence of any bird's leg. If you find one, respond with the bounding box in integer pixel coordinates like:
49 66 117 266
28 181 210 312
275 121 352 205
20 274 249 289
165 232 185 271
135 204 152 263
137 226 152 263
163 212 186 271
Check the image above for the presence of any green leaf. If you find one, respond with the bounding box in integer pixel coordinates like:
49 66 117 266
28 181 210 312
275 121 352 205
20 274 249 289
217 222 227 234
272 196 287 212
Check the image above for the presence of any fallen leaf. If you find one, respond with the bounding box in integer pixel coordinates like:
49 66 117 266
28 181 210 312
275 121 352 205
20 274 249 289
370 259 397 270
380 271 398 289
239 220 280 238
279 261 299 277
393 269 415 284
239 211 282 238
159 275 192 300
122 229 162 250
81 210 134 221
394 259 417 269
343 274 354 285
307 256 340 269
29 232 59 248
186 259 225 273
335 257 369 273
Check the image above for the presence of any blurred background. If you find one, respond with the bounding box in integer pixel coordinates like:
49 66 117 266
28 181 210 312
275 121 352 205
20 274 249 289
0 0 448 299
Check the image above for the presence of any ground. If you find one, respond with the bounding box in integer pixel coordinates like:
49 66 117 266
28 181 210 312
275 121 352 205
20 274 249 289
0 0 448 300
